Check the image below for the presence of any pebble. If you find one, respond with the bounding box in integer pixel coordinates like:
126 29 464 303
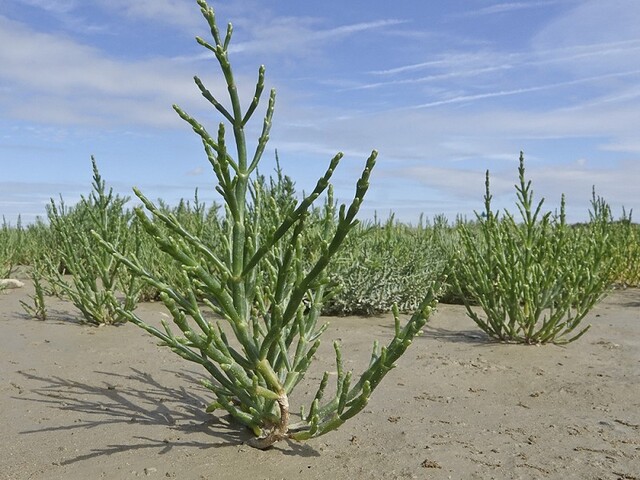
0 279 25 289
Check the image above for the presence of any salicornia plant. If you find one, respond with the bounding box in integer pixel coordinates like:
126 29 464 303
20 263 48 321
45 158 139 325
0 216 18 280
606 206 640 287
452 152 613 344
95 0 438 448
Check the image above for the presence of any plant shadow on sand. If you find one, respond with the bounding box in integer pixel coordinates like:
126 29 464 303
14 368 320 463
605 287 640 308
422 325 492 344
18 308 129 327
619 299 640 308
379 316 490 344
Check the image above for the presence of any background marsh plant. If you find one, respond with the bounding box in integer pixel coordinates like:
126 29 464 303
452 152 614 344
608 208 640 287
20 263 48 320
96 0 439 449
44 158 140 325
325 215 447 315
0 216 25 280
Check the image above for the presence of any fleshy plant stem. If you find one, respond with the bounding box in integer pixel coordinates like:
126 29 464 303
94 0 439 448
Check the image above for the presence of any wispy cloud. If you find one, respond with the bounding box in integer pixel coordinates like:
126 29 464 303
2 0 639 225
353 38 640 94
0 15 251 128
387 158 639 221
353 65 512 90
406 69 640 109
17 0 202 31
186 166 205 176
527 160 640 213
95 0 202 30
229 18 405 56
270 76 640 176
15 0 76 14
464 1 563 16
531 0 640 69
600 140 640 154
0 9 407 130
368 55 487 76
0 180 84 223
14 0 109 34
323 19 406 37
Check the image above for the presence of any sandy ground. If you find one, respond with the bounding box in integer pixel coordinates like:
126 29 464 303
1 281 639 480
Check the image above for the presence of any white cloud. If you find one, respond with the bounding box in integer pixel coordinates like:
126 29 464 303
0 17 178 96
0 180 84 223
273 93 640 163
352 37 640 98
2 0 639 224
527 160 640 216
600 140 640 154
532 0 640 75
186 166 205 176
404 69 640 109
95 0 202 30
0 7 404 130
0 15 259 128
377 158 638 222
15 0 76 14
229 18 405 56
13 0 110 35
368 50 508 76
467 1 563 16
16 0 202 31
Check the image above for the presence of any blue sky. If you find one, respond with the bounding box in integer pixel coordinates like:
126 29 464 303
1 0 639 225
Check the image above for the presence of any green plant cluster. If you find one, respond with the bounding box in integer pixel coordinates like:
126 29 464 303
451 153 615 344
91 0 438 448
325 215 446 315
608 208 640 287
43 158 140 325
3 177 637 316
0 216 51 281
1 0 638 451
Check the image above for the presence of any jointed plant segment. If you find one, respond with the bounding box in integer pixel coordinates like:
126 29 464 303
452 153 613 344
95 0 438 448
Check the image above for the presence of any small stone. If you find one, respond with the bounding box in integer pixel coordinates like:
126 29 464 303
0 279 24 289
421 459 442 469
144 467 157 475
